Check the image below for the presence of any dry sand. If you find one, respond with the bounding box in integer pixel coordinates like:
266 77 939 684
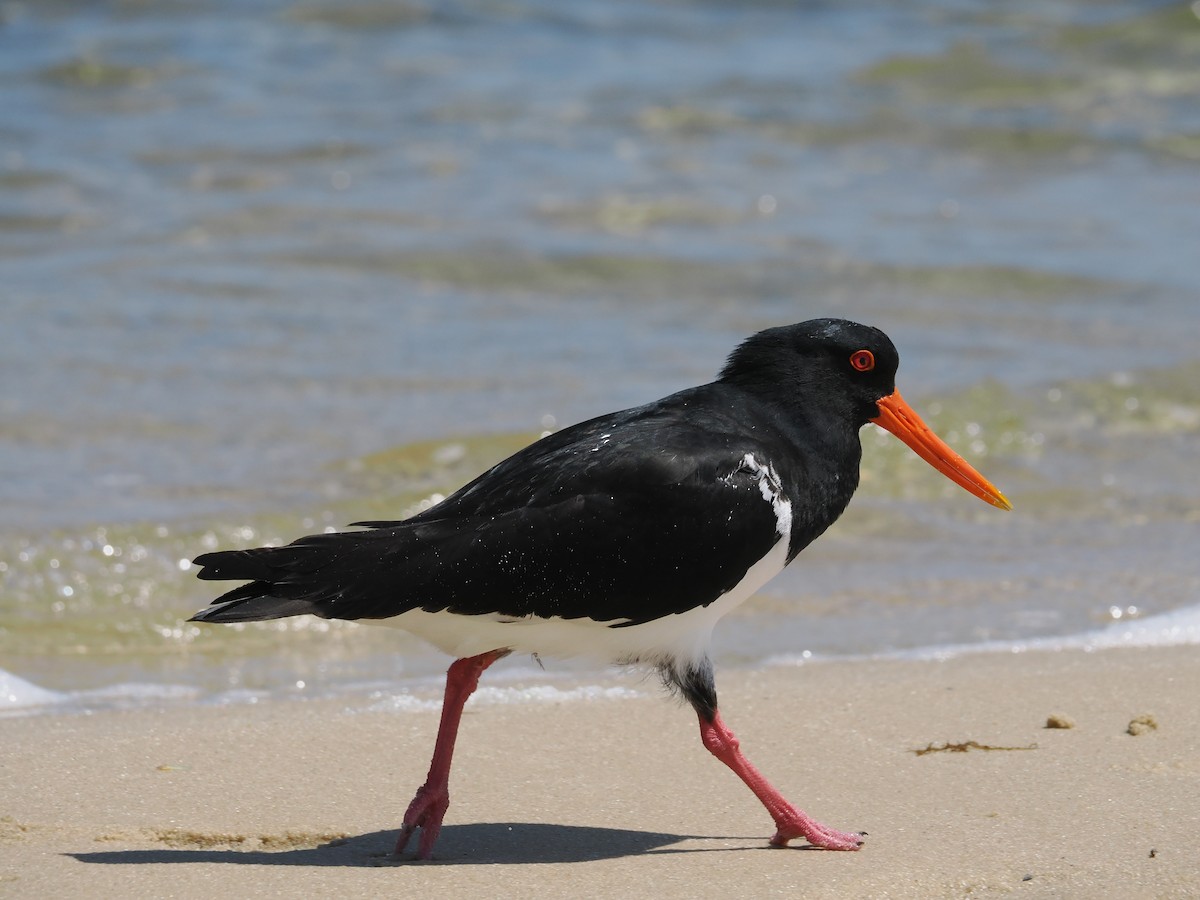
3 646 1198 898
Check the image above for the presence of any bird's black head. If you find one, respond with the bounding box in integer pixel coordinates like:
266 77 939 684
719 318 900 426
720 318 1012 510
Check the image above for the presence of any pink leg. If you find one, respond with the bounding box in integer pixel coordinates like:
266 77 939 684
699 709 863 851
395 649 508 859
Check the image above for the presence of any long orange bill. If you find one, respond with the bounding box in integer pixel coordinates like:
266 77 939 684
871 390 1012 510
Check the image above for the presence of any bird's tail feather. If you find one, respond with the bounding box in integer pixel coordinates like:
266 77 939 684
190 545 328 623
189 589 319 623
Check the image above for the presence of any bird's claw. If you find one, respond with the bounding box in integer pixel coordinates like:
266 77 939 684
394 783 450 859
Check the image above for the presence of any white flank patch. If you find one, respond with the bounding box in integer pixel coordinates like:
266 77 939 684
377 451 794 672
738 452 792 538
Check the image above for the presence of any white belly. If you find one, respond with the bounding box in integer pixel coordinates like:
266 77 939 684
377 529 790 670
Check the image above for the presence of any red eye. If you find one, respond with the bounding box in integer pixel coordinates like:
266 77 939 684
850 349 875 372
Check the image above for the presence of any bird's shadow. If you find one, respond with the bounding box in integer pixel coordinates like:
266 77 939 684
69 823 778 867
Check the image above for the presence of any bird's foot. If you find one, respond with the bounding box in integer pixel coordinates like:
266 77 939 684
768 807 864 851
394 782 450 859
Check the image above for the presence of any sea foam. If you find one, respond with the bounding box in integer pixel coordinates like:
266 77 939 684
1 669 66 712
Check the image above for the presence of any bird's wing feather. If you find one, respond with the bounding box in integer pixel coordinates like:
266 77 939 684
194 405 790 627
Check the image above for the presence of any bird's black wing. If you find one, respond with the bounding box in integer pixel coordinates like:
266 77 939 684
193 390 790 626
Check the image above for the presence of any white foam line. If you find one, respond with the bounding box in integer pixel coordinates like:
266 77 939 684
904 602 1200 661
8 604 1197 718
1 669 67 712
1 673 206 718
765 602 1200 668
363 683 643 714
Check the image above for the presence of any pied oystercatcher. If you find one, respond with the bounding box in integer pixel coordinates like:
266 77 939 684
191 318 1010 858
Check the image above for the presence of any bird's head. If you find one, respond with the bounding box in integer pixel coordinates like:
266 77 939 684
721 318 1011 510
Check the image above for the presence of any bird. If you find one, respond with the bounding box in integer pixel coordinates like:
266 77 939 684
190 318 1010 859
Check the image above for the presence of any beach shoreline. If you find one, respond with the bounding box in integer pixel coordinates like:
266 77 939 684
3 645 1197 898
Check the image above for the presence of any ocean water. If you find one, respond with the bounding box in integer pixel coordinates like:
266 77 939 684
3 0 1199 715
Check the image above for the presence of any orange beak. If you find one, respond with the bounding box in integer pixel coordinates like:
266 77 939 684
871 390 1012 510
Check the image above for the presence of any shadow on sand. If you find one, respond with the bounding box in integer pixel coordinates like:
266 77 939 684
69 822 773 867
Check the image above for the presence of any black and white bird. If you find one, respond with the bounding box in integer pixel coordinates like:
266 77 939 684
191 318 1010 859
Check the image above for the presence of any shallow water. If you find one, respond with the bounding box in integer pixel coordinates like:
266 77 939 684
3 1 1199 712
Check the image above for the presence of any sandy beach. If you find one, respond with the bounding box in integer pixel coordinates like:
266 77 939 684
3 645 1197 899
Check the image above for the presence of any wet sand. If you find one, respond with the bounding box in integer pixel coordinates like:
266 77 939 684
3 646 1198 898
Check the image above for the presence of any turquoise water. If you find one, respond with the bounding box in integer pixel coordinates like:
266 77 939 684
3 1 1199 711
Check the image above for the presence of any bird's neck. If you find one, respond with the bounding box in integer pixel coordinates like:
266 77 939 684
767 405 864 562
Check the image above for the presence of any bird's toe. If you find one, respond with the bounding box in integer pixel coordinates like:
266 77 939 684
770 820 864 851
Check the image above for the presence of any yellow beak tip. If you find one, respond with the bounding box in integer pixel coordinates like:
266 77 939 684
873 391 1012 513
